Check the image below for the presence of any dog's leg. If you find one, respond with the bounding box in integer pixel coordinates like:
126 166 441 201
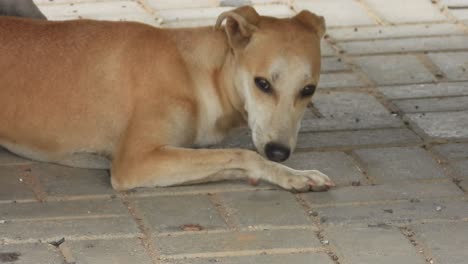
111 146 334 192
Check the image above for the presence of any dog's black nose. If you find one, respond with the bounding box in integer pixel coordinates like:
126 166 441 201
265 142 290 162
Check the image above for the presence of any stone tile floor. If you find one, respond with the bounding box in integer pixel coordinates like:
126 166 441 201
1 0 468 263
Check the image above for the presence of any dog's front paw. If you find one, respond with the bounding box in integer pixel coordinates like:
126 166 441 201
281 169 335 192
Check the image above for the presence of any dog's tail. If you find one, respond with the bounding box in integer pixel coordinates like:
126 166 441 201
0 0 47 20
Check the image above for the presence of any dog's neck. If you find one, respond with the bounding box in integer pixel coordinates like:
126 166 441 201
168 26 247 142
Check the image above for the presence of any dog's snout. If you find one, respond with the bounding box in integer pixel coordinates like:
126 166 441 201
265 142 290 162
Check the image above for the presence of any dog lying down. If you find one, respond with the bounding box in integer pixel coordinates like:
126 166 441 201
0 6 335 192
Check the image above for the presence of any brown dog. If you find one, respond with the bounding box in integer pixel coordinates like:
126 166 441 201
0 6 334 192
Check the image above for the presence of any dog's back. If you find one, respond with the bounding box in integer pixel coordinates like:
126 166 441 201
0 18 157 164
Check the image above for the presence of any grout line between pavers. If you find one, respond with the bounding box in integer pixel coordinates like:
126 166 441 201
376 79 468 88
36 0 119 6
300 124 407 134
0 199 37 204
397 108 468 116
296 141 426 153
343 150 374 185
159 247 326 260
354 0 388 26
306 195 465 209
155 225 319 237
208 193 237 230
321 69 354 74
294 194 341 264
415 53 447 82
6 214 127 222
414 217 468 224
325 19 463 30
399 226 436 264
0 194 117 204
331 32 468 43
317 86 374 93
119 192 161 264
425 144 467 192
389 94 468 101
45 194 117 202
307 102 325 118
2 233 140 245
398 109 468 116
339 49 468 57
136 0 162 26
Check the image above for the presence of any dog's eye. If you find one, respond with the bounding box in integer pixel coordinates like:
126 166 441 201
254 77 272 93
301 85 316 97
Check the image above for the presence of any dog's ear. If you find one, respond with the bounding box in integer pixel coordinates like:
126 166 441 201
294 10 326 38
215 6 260 50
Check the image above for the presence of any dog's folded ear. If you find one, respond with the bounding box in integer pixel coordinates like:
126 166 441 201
215 6 260 50
293 10 326 38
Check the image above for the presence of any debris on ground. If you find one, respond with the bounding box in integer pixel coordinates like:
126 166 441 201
351 180 361 186
49 237 66 247
308 211 319 217
180 224 204 231
59 242 76 264
0 252 21 262
368 223 392 229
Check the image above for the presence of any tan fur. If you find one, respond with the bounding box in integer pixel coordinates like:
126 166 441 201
0 7 334 192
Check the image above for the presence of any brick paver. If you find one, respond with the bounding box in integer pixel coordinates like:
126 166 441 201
295 0 376 26
362 0 446 23
302 91 403 131
354 147 447 182
326 226 427 264
427 52 468 81
132 195 227 232
285 151 364 186
318 72 366 89
68 238 153 264
406 110 468 139
1 0 467 263
353 55 435 85
218 190 310 227
156 228 322 257
412 222 468 264
0 243 63 264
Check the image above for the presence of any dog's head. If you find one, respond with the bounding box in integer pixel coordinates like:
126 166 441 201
216 6 325 162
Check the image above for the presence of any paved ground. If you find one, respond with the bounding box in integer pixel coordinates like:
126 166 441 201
1 0 468 263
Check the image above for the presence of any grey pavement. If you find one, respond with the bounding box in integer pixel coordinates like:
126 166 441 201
1 0 468 263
